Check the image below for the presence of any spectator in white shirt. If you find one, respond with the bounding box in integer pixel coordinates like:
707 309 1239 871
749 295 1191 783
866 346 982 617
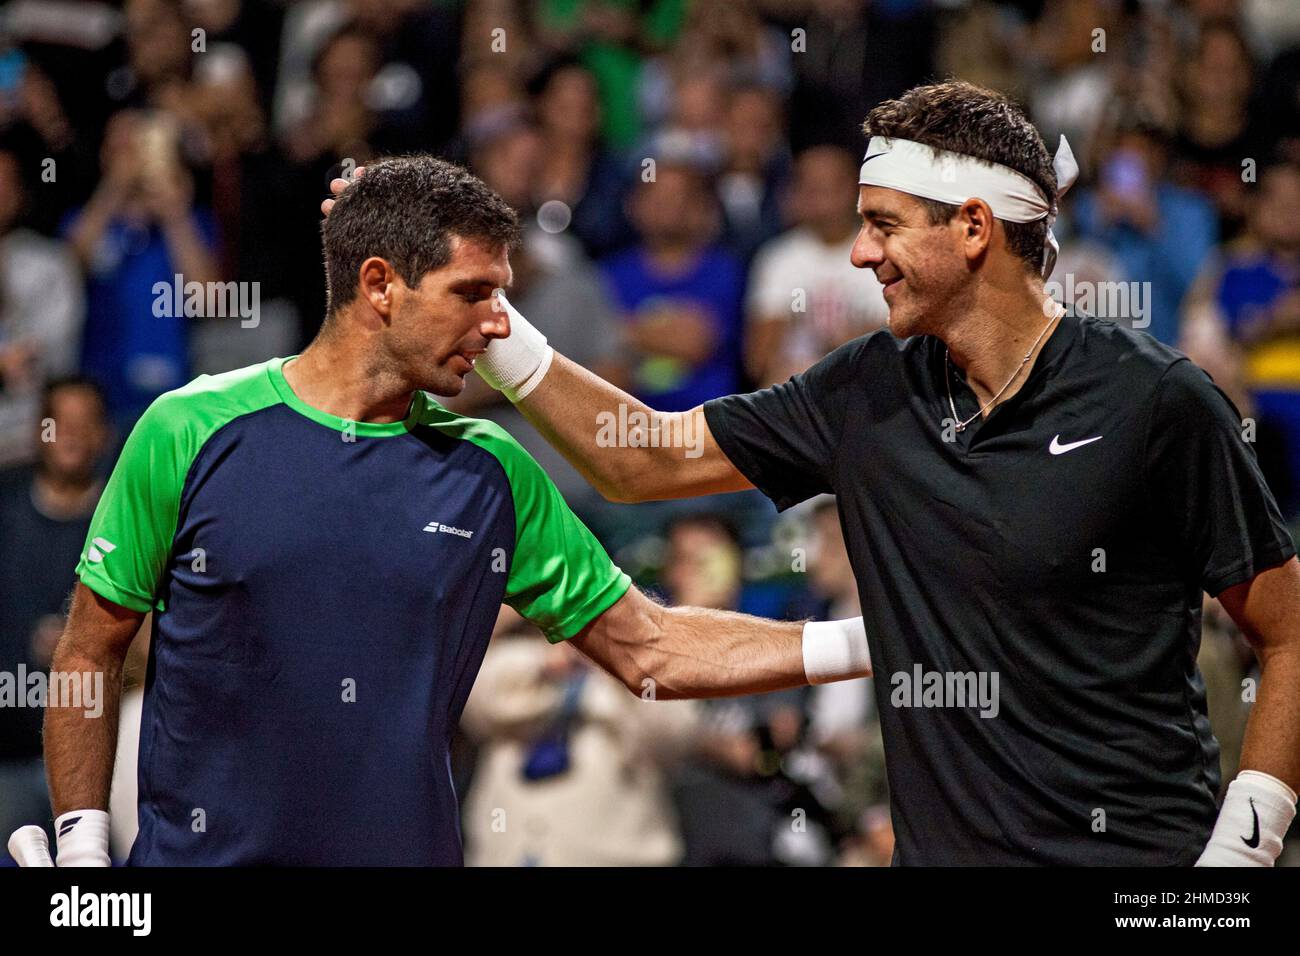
461 608 698 867
0 139 84 467
745 145 887 386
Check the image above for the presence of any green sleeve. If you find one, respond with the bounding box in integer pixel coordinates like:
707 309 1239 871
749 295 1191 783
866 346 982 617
76 364 279 612
76 393 197 612
455 418 631 642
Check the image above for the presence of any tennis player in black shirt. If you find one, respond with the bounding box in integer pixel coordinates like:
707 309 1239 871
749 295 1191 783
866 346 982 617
325 81 1300 865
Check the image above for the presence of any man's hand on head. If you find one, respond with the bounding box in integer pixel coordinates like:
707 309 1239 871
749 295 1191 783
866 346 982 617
320 166 365 216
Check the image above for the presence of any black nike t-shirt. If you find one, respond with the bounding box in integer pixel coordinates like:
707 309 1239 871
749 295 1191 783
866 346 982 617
704 313 1296 865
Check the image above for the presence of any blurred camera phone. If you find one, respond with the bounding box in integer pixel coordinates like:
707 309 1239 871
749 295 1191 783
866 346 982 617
137 113 180 184
1102 150 1149 200
0 49 25 107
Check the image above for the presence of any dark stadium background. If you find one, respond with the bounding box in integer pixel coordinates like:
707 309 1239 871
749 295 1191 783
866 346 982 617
3 0 1299 866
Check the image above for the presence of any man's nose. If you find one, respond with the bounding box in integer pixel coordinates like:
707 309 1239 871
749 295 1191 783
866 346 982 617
485 294 512 340
850 224 884 270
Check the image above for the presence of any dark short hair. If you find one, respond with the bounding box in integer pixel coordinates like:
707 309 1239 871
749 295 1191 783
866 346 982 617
321 155 521 317
862 80 1056 272
311 23 377 81
40 375 108 422
526 53 590 98
664 511 742 551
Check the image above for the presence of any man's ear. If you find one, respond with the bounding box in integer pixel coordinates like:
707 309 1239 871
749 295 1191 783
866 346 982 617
357 256 396 320
956 198 995 264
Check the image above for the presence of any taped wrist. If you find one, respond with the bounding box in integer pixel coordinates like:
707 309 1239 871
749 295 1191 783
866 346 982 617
479 291 553 402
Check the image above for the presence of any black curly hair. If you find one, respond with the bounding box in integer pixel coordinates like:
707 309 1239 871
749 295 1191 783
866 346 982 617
863 80 1057 272
321 155 520 317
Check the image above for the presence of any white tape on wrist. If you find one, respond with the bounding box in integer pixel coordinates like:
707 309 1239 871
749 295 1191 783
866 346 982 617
54 809 111 867
1196 770 1297 867
801 617 872 684
8 826 54 867
513 344 554 402
480 291 553 402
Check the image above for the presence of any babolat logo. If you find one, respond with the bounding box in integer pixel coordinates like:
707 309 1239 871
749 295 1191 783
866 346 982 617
423 520 474 539
84 537 116 563
50 886 151 936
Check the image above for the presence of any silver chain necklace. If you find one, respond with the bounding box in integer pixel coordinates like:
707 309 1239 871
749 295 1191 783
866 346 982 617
945 307 1062 433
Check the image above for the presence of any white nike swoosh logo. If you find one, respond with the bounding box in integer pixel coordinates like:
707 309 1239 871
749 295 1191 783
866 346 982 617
1049 434 1103 455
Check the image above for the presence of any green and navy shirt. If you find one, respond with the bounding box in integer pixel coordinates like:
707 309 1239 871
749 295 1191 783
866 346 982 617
76 357 631 865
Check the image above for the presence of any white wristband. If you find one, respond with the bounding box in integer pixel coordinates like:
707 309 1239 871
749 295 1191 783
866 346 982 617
801 617 872 684
1196 770 1297 866
8 826 54 867
480 291 553 402
54 809 111 867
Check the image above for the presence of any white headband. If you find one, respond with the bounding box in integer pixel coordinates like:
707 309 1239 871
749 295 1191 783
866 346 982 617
858 134 1079 278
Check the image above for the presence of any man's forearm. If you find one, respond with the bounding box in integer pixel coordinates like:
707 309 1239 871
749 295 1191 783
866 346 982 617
624 603 809 700
516 352 690 502
481 292 749 502
161 217 218 287
1200 564 1300 865
67 187 118 269
1197 646 1300 865
577 591 870 700
44 642 125 815
1239 643 1300 792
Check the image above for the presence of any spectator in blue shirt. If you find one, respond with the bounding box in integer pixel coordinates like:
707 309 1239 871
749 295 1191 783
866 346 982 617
1072 119 1218 346
1181 160 1300 518
63 110 219 430
600 157 745 411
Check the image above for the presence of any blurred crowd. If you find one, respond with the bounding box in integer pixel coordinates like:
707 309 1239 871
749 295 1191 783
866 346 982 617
3 0 1300 865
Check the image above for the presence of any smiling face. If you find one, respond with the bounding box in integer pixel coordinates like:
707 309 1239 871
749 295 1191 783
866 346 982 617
851 184 972 339
383 236 513 396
